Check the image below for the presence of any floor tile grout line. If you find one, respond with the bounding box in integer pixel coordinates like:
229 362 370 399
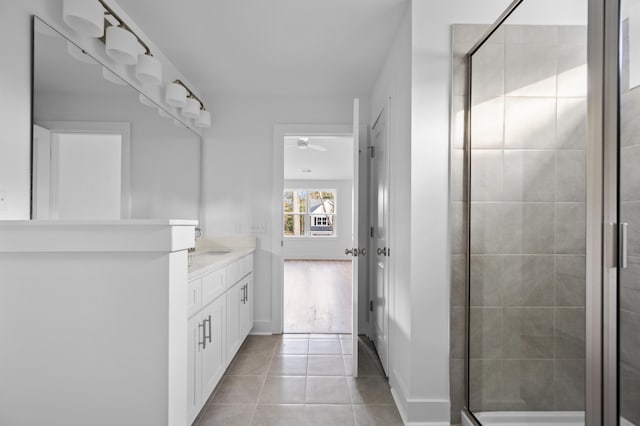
251 337 278 414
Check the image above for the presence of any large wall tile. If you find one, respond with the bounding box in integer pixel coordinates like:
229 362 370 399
470 255 502 306
502 255 554 306
471 96 504 149
621 145 640 202
451 201 465 255
555 150 585 202
554 359 585 410
504 97 556 149
470 202 502 254
620 256 640 313
502 203 555 254
502 360 555 410
503 150 555 201
505 25 558 45
451 306 466 359
471 150 503 201
452 96 466 149
556 98 587 150
469 359 504 411
555 203 586 254
557 43 587 97
471 43 505 98
621 202 640 257
620 309 640 371
555 255 586 307
451 254 467 307
451 148 465 202
557 26 587 45
554 308 586 359
505 44 558 97
503 308 554 359
620 89 640 148
621 362 640 425
450 358 465 424
470 307 502 359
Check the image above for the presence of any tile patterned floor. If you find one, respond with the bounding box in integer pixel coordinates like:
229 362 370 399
193 334 404 425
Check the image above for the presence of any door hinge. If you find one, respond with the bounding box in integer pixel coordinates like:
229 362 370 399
370 226 374 238
368 146 375 158
369 301 374 312
280 240 284 247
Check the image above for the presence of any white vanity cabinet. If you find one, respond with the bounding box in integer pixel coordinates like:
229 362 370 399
187 252 253 425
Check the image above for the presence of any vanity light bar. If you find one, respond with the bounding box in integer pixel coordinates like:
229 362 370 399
96 0 152 56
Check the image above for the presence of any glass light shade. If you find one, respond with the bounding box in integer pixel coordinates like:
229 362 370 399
135 54 162 85
165 82 188 107
181 98 201 119
67 41 95 64
63 0 104 38
102 66 126 85
105 26 138 65
158 107 174 119
139 94 156 108
196 110 212 128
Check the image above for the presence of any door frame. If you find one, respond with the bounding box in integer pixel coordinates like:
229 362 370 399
34 121 132 219
271 123 355 335
368 103 392 374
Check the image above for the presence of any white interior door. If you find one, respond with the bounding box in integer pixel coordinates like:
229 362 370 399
351 99 360 377
370 108 390 375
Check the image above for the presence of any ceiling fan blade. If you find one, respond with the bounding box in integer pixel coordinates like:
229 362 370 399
309 144 327 152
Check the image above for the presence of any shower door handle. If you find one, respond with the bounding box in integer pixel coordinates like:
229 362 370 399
620 222 629 269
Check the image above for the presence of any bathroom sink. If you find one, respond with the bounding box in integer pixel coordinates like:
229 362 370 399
195 249 232 256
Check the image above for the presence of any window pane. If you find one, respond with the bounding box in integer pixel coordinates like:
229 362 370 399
308 190 335 214
283 190 307 213
283 214 305 236
310 214 334 236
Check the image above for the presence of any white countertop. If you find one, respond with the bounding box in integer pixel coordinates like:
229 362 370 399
187 236 257 278
188 247 255 278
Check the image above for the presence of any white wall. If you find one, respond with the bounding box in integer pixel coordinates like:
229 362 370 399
283 179 352 260
202 95 369 333
0 0 202 220
36 92 201 220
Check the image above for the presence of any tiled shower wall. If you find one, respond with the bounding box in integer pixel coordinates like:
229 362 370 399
449 24 587 423
620 19 640 426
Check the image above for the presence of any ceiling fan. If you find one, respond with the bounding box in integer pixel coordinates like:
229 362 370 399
287 137 327 152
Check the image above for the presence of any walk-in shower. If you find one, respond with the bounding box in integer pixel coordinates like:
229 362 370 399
454 0 640 425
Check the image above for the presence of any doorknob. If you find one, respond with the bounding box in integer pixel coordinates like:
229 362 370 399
377 247 387 256
358 248 366 256
345 248 354 256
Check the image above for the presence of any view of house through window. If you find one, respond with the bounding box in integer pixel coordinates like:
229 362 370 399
283 189 336 236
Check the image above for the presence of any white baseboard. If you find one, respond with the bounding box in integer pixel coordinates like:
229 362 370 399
390 371 450 425
250 320 277 335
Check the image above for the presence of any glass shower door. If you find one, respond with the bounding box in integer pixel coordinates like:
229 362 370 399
619 1 640 424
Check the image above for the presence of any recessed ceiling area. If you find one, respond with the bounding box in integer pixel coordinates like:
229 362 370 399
284 136 353 181
116 0 409 97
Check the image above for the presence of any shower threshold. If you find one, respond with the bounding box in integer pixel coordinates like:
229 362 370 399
462 411 637 426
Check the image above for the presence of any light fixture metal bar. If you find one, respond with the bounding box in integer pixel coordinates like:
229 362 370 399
97 0 153 56
173 79 206 111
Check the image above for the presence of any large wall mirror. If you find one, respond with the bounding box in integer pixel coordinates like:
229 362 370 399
33 17 201 221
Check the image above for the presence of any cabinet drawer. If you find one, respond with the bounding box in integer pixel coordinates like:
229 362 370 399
227 255 253 287
187 278 202 318
202 268 227 306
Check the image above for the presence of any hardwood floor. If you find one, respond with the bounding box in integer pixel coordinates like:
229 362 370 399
283 259 352 334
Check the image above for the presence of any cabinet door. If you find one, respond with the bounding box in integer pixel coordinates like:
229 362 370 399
226 281 242 361
201 296 226 400
187 314 203 425
240 274 253 338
